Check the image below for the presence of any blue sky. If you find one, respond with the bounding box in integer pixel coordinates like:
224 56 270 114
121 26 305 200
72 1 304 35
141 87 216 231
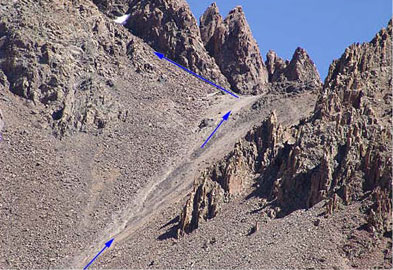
188 0 392 81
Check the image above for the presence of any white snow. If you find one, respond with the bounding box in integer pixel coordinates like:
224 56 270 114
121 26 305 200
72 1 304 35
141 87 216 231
114 14 130 25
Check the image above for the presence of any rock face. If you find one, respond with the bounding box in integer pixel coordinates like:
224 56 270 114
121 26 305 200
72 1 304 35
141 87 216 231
177 112 284 236
199 4 268 94
199 3 223 55
92 0 129 17
126 0 229 88
266 47 321 85
177 171 225 237
0 1 134 137
178 20 392 244
285 47 321 82
265 50 288 82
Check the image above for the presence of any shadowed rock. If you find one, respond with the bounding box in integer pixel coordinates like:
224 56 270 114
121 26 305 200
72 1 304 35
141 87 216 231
178 20 392 240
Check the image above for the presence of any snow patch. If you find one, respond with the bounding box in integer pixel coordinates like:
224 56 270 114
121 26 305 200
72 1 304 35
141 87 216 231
114 14 130 25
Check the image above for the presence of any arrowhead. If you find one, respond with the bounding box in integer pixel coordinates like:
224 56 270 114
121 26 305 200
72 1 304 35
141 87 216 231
154 52 164 59
105 238 114 248
222 111 231 121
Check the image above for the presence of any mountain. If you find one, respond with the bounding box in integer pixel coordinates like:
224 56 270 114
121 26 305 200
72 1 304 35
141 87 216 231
0 0 391 269
176 18 392 268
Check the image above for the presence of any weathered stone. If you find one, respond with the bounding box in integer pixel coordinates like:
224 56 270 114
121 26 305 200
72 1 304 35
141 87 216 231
0 4 133 137
265 50 288 82
178 20 392 239
266 47 321 85
284 47 321 82
200 5 268 94
177 173 225 238
366 186 392 235
92 0 129 17
177 112 284 235
126 0 229 88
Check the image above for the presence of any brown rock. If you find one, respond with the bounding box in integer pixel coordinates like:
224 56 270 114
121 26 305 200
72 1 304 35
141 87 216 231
199 2 223 56
177 173 224 238
266 47 321 84
177 112 285 236
269 20 392 216
284 47 321 82
326 193 339 215
178 20 392 239
0 2 141 137
366 186 392 235
265 50 288 82
126 0 229 88
200 5 268 94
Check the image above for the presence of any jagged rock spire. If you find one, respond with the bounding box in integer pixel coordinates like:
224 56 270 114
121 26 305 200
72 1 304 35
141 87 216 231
200 5 269 94
200 2 223 55
285 47 321 82
266 47 321 84
265 50 288 82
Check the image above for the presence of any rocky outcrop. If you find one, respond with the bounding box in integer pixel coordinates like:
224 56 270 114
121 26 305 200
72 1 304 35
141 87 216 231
366 186 392 235
0 1 137 137
92 0 129 18
177 112 285 236
264 21 392 216
178 20 392 239
177 172 225 237
284 47 320 82
265 50 288 82
266 48 321 85
199 4 268 94
199 3 223 53
126 0 229 88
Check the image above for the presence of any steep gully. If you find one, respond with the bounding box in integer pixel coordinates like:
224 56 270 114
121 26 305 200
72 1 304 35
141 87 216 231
74 89 316 268
76 1 334 267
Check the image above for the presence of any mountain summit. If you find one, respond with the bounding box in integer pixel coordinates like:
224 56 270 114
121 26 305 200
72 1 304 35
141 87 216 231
200 4 269 94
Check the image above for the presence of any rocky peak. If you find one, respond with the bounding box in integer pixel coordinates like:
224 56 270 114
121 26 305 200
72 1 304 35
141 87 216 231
199 4 268 94
284 47 321 82
265 50 288 82
324 20 392 93
316 19 392 122
199 2 223 53
126 0 229 88
225 6 246 28
266 47 321 84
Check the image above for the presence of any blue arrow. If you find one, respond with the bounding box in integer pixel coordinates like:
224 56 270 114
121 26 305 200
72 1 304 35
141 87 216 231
201 111 231 148
154 52 239 99
83 238 114 270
